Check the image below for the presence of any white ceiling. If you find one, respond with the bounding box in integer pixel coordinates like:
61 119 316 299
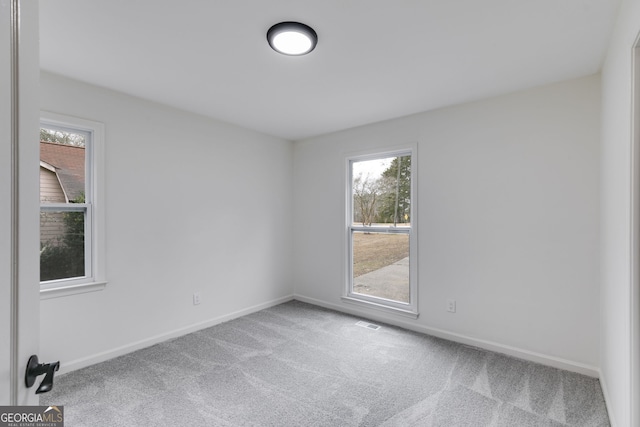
39 0 621 141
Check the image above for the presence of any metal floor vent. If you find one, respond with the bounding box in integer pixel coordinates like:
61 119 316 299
355 321 381 331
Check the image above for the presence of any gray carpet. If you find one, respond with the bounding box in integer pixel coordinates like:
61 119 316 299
41 301 610 426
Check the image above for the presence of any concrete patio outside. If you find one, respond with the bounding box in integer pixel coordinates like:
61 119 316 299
353 256 409 303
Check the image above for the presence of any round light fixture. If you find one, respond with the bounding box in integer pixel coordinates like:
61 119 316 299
267 22 318 56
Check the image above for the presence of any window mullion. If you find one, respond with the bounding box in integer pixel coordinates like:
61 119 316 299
40 203 89 212
350 226 410 234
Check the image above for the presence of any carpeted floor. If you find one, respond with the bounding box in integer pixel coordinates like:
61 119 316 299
41 300 610 426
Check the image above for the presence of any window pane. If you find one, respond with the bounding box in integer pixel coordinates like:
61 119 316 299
352 155 411 226
40 210 85 281
352 231 409 303
40 128 86 204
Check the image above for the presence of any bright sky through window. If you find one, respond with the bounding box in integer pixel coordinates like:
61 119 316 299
352 158 393 180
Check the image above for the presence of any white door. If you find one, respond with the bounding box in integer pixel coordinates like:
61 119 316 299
1 0 42 406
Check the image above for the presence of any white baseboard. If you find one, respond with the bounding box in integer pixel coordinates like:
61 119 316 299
597 370 617 427
57 294 295 375
293 294 600 378
58 292 600 380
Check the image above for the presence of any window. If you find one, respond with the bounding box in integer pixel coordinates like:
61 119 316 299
39 112 105 297
344 149 417 316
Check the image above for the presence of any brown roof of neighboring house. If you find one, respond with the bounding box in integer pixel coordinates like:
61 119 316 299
40 141 85 202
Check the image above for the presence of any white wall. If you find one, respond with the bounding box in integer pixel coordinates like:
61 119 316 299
600 0 640 425
293 75 601 374
39 72 294 372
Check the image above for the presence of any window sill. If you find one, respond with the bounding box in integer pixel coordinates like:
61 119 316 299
40 281 107 300
341 295 419 319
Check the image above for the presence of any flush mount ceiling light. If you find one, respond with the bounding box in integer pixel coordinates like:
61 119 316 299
267 22 318 56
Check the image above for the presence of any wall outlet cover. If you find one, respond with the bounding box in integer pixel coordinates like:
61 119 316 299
447 299 456 313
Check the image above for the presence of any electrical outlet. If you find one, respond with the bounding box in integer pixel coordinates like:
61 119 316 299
193 292 201 305
447 299 456 313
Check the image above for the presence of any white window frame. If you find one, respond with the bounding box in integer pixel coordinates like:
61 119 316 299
39 112 106 299
342 146 418 318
